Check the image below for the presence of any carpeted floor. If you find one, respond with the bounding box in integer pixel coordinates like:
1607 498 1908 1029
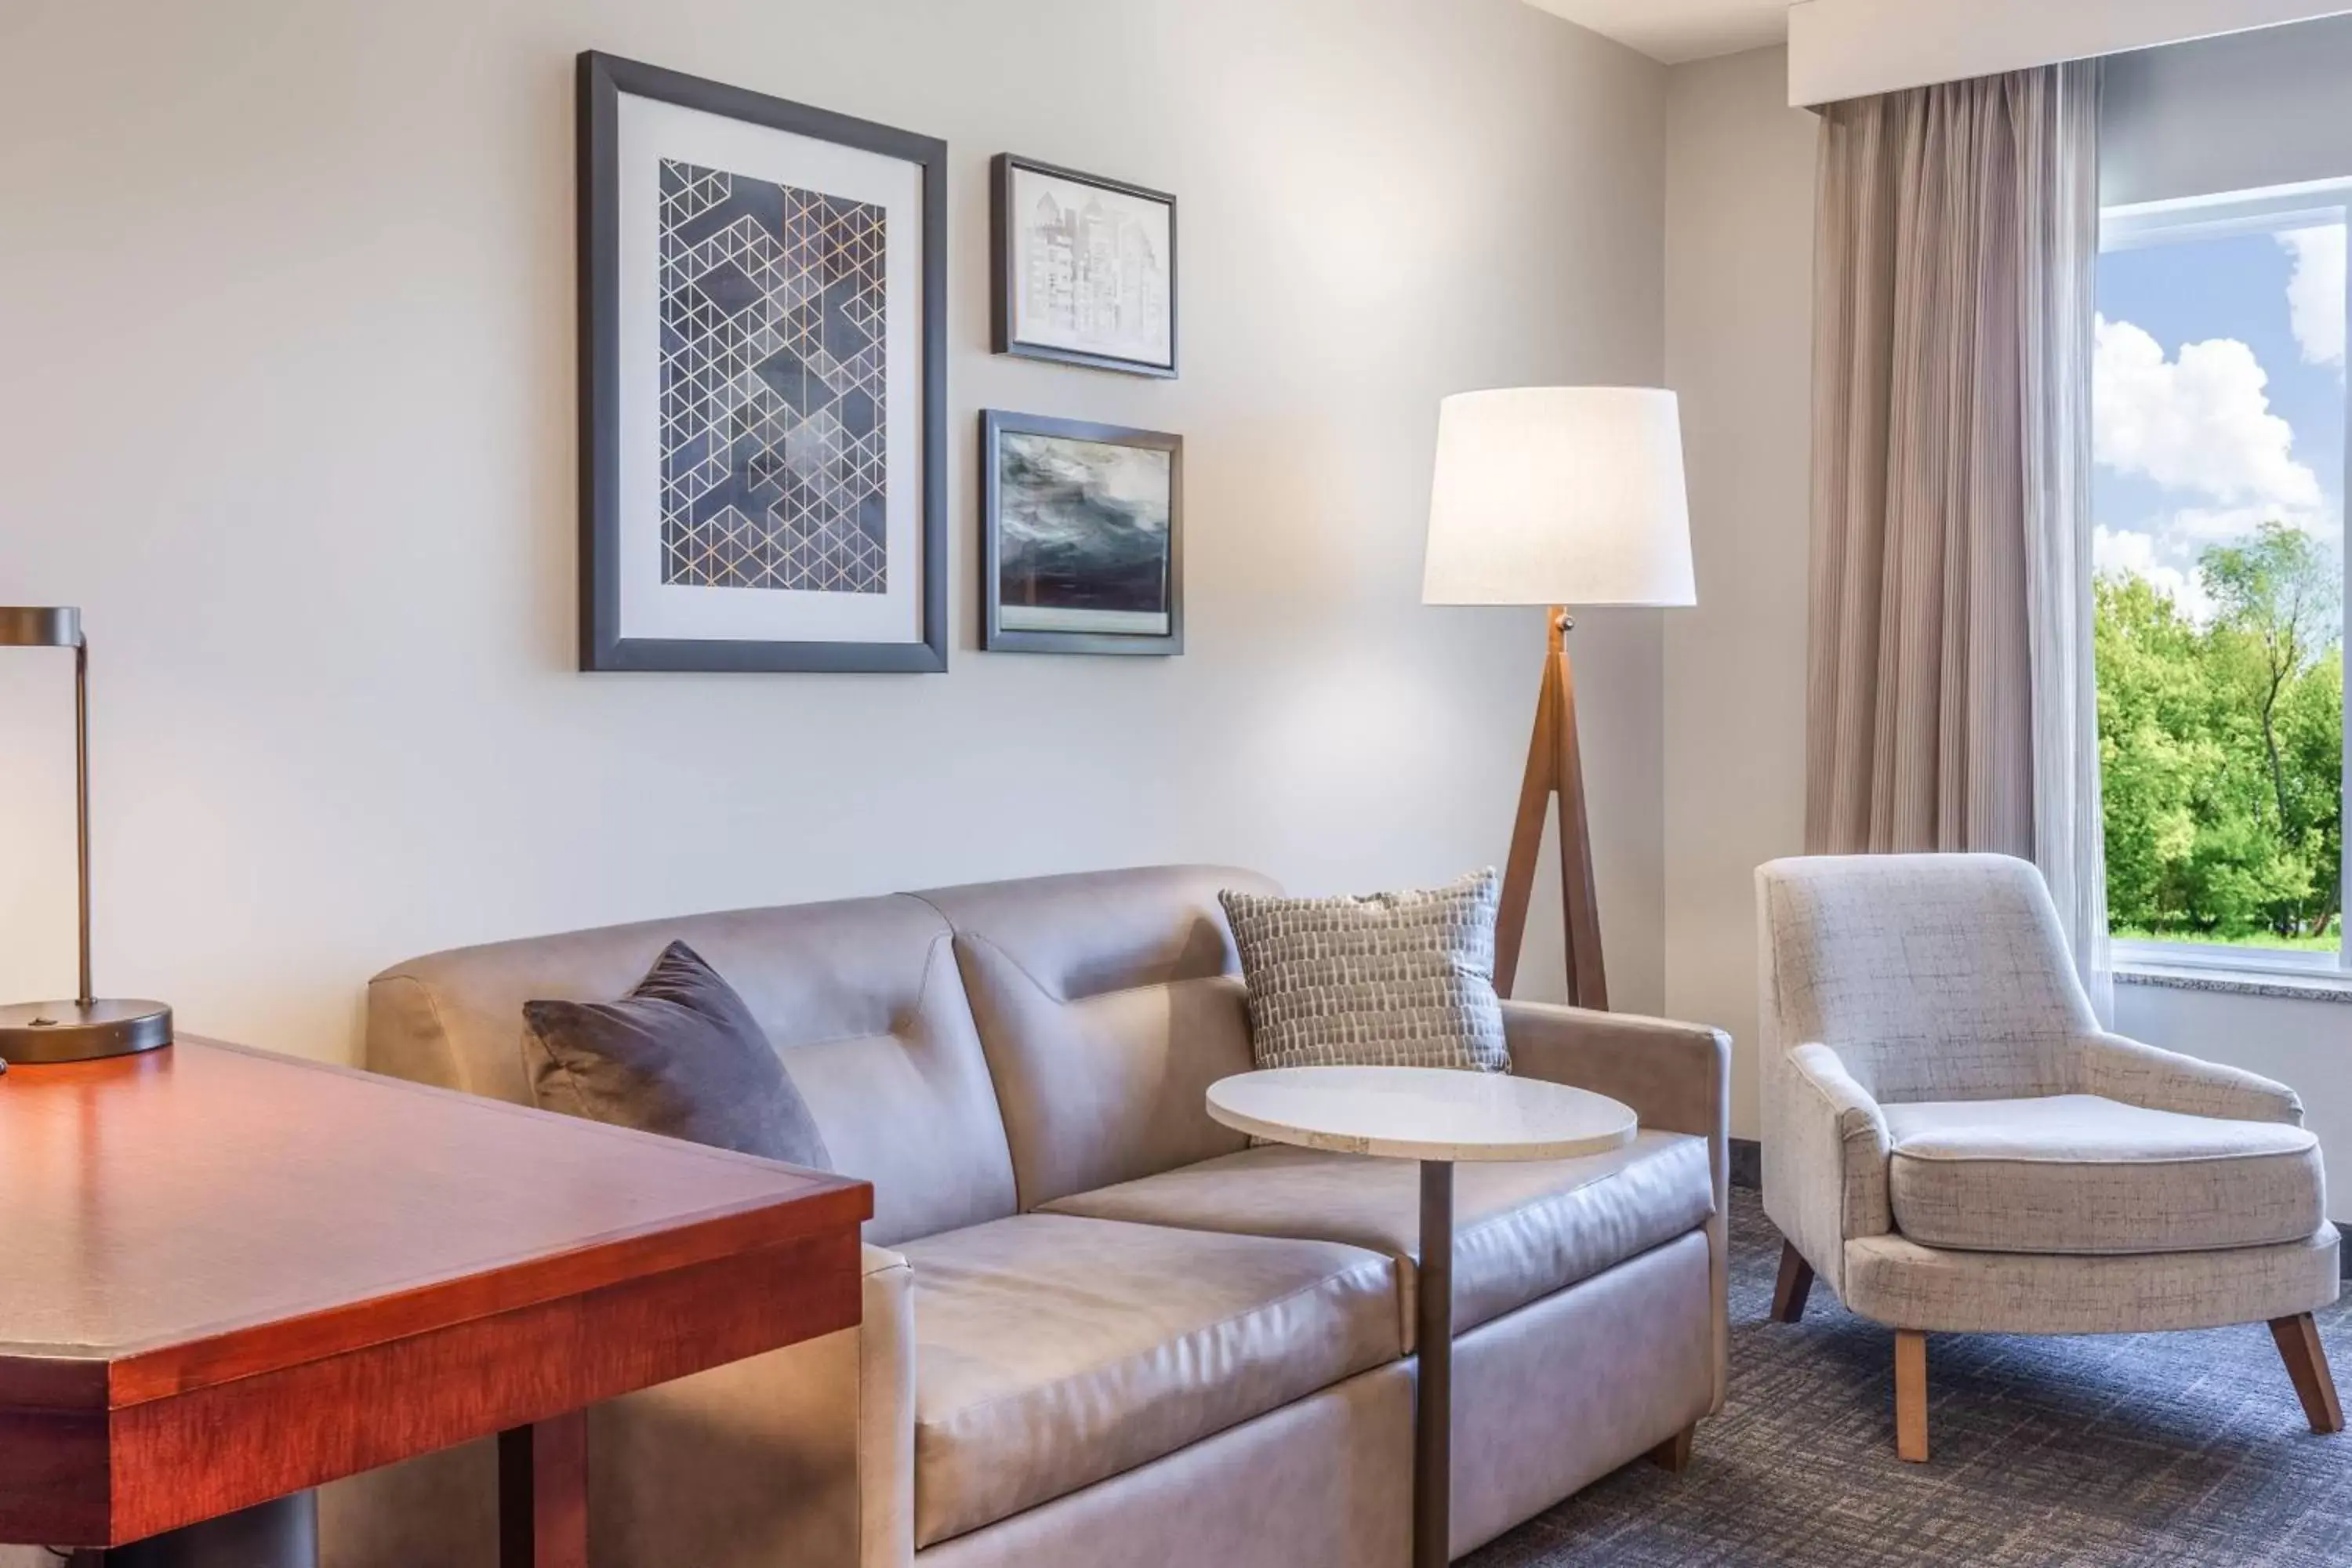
1465 1189 2352 1566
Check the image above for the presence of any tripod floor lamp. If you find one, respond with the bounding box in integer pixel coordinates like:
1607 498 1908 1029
0 606 172 1066
1421 388 1694 1010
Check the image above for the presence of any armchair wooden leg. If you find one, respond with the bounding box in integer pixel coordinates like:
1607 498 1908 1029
1771 1241 1814 1323
1646 1424 1696 1473
2270 1313 2346 1435
1893 1329 1929 1463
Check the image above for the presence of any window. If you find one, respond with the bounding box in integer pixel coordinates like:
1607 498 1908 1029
2096 184 2349 974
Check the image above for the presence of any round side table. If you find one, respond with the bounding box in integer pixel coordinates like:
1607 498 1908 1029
1207 1065 1637 1568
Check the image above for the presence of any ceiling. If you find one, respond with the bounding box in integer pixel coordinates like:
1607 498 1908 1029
1522 0 1791 64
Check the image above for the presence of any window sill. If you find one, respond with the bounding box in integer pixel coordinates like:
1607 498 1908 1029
2114 961 2352 1005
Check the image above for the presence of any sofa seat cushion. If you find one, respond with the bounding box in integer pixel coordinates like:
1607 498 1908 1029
900 1212 1399 1548
1882 1094 2324 1255
1039 1130 1713 1350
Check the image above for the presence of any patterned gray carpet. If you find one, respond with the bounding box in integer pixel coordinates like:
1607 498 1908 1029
1466 1189 2352 1566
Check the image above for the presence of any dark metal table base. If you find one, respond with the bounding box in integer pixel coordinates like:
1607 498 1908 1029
1417 1160 1454 1568
70 1492 316 1568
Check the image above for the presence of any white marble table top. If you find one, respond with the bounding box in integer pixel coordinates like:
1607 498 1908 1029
1205 1065 1637 1162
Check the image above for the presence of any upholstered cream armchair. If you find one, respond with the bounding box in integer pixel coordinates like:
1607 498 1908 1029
1758 853 2343 1461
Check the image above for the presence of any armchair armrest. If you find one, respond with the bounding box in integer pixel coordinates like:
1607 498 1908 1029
2072 1031 2304 1126
1762 1043 1892 1296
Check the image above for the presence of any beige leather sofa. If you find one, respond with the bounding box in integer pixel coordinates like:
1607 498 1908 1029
325 866 1729 1568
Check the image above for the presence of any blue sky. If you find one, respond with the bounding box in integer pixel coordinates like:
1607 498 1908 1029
2093 223 2345 622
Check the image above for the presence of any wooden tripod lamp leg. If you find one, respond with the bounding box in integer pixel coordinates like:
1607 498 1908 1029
1493 652 1558 1000
1493 608 1608 1009
1550 622 1607 1010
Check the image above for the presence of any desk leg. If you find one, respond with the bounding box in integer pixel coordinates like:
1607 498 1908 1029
1416 1160 1454 1568
74 1493 315 1567
500 1410 588 1568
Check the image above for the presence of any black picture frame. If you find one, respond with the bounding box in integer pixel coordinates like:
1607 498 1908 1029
981 411 1184 657
576 50 949 673
990 154 1178 379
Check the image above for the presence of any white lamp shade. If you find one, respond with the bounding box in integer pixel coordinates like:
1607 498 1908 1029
1421 387 1696 608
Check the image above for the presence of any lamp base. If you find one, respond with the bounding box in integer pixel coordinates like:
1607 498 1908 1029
0 998 173 1065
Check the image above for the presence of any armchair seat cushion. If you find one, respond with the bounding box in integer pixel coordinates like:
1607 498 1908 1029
1883 1094 2323 1255
899 1213 1399 1548
1039 1131 1714 1349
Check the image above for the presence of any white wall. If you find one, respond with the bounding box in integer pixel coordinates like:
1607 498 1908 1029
0 0 1671 1069
1662 45 1818 1138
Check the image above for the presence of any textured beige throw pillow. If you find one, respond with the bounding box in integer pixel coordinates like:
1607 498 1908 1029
1219 869 1510 1073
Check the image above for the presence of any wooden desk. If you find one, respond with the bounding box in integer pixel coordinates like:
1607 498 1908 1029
0 1038 870 1565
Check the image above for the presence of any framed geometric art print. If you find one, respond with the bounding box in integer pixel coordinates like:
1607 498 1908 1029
577 51 947 672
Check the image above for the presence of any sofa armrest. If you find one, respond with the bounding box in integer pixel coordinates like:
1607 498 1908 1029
1502 1000 1730 1413
1762 1043 1891 1300
586 1242 916 1568
587 1240 916 1568
1501 1000 1730 1146
2073 1031 2305 1126
858 1244 916 1568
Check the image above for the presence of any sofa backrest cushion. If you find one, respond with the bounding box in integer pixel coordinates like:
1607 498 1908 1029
916 866 1277 1210
367 895 1017 1247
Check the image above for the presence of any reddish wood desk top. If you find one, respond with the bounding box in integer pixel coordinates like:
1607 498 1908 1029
0 1038 871 1548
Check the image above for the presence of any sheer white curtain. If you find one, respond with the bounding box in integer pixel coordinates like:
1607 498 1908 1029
1806 60 2112 1020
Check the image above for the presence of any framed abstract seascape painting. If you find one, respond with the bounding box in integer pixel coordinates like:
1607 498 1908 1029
980 411 1183 656
991 155 1178 378
577 52 947 672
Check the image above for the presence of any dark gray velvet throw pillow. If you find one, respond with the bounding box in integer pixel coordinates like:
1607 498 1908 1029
522 941 831 1168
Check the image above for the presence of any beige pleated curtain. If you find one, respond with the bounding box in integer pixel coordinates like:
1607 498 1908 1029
1806 61 2111 1016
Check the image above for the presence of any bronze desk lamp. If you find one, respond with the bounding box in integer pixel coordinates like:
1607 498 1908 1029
0 607 172 1065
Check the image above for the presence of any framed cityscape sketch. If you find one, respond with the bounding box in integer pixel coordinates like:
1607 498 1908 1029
981 411 1182 656
577 52 947 672
991 155 1177 378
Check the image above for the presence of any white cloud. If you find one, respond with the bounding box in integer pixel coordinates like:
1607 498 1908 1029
2093 314 2323 516
2160 503 2343 550
2278 225 2346 372
2094 524 2216 622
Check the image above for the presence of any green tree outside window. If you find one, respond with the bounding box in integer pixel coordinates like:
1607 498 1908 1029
2099 521 2344 949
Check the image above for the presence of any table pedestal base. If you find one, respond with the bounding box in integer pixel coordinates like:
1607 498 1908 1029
71 1494 315 1568
1201 1068 1639 1568
1416 1160 1454 1568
